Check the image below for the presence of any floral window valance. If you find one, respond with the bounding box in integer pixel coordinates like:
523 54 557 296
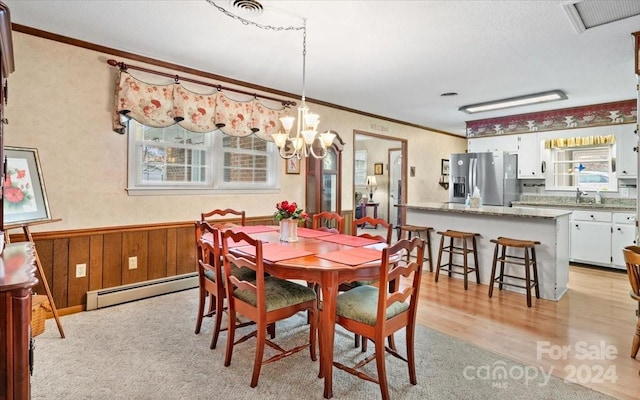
544 134 616 149
112 71 287 140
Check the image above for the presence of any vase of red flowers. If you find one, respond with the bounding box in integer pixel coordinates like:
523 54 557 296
274 200 308 242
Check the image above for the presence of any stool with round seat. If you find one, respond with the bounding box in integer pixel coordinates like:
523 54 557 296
488 237 541 307
397 225 434 271
435 230 480 290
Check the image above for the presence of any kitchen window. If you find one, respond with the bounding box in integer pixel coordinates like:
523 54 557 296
127 120 278 194
549 145 617 191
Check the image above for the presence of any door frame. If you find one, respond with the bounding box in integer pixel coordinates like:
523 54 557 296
353 130 407 225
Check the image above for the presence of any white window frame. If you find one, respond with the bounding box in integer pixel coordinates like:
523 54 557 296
126 120 280 195
354 149 367 186
548 144 617 192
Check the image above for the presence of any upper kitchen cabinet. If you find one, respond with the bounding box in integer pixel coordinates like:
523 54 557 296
467 134 518 154
516 134 543 179
616 124 638 178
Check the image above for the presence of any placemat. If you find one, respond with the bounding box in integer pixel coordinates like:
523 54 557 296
316 247 383 266
234 242 314 262
316 233 382 247
296 227 336 238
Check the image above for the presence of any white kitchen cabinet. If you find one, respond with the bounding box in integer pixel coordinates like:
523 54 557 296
467 135 518 154
517 133 542 179
616 126 638 178
611 212 637 269
570 211 612 266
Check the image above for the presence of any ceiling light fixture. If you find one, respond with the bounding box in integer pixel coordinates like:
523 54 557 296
272 20 335 160
458 90 568 114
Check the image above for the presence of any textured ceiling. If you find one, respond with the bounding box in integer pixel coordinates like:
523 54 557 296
4 0 640 136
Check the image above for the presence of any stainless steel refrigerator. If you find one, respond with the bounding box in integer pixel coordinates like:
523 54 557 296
448 152 519 206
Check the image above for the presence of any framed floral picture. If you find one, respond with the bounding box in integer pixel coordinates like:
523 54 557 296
4 146 51 225
286 157 300 174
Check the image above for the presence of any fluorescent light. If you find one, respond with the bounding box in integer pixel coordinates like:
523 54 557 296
458 90 568 114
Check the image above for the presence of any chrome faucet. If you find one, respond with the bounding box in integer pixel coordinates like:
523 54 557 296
576 187 588 203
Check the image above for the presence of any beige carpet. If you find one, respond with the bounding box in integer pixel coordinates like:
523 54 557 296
31 289 614 399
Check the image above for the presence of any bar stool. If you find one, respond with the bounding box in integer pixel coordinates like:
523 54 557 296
397 225 434 271
435 230 480 290
488 237 540 307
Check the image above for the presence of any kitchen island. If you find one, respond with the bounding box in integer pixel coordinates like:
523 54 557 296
398 202 571 301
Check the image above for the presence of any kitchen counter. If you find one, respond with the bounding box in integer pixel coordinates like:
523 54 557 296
512 200 635 211
513 194 636 211
402 202 571 219
398 203 569 301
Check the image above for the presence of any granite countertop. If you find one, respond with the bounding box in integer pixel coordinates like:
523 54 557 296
397 202 571 219
513 195 636 211
511 201 635 211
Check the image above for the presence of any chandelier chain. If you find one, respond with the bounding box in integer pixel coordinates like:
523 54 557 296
301 19 307 103
207 1 304 32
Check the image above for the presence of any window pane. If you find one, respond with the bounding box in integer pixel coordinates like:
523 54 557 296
129 119 276 191
551 146 614 190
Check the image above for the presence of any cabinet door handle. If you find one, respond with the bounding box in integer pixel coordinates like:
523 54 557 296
590 215 594 218
541 161 546 173
575 224 579 228
617 227 622 231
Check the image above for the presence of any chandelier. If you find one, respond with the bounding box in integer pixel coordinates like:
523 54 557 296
208 1 334 159
271 20 335 160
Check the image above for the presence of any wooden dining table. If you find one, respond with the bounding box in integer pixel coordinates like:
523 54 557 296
222 226 390 399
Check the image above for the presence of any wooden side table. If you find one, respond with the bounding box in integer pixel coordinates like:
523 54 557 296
359 202 380 228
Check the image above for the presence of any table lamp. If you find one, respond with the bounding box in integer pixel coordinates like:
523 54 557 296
366 175 377 202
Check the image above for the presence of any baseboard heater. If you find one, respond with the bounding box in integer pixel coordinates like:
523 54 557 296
86 273 198 310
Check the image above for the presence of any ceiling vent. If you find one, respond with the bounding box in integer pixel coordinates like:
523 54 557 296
230 0 263 16
563 0 640 33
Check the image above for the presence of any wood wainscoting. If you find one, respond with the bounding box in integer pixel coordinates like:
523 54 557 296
16 211 355 313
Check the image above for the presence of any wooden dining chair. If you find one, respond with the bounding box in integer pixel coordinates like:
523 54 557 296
623 245 640 359
201 208 246 227
312 211 344 233
345 216 394 351
333 237 425 400
194 221 254 349
221 230 318 388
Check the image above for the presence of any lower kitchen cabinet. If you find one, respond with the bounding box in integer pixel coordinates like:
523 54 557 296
570 211 612 265
515 205 636 270
570 210 636 269
611 212 637 268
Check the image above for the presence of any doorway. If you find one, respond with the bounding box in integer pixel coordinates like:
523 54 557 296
353 131 407 225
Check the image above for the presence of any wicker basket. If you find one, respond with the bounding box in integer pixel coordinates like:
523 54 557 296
31 295 50 337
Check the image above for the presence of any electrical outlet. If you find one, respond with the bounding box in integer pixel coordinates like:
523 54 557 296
128 256 138 270
621 187 630 198
75 263 87 278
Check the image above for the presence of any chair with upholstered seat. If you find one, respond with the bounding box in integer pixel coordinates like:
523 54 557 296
195 208 249 340
194 221 255 349
312 211 344 233
221 229 318 388
333 237 425 400
346 216 394 351
622 246 640 359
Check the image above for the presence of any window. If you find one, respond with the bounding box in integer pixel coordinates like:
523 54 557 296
549 145 617 191
354 150 367 186
127 120 278 194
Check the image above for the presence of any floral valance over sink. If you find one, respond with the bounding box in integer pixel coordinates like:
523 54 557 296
112 71 287 140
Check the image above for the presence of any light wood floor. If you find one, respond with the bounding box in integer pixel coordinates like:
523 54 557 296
414 264 639 399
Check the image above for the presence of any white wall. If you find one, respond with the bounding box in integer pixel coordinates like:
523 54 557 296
5 32 466 232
